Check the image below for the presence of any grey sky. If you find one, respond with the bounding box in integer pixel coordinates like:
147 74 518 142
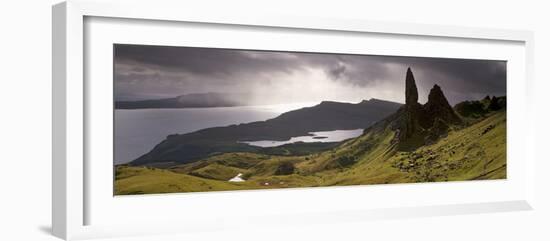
114 44 506 105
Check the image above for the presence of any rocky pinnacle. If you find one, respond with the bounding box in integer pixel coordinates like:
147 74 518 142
405 67 418 105
423 84 462 126
398 68 462 149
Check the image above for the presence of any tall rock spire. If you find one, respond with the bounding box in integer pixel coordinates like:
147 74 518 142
405 67 418 105
401 68 422 141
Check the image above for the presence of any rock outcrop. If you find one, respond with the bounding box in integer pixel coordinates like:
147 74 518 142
453 95 506 119
396 68 463 150
488 96 506 111
423 84 462 127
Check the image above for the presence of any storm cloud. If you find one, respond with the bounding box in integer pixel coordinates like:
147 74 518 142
114 44 506 105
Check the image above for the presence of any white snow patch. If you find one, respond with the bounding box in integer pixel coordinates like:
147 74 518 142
229 173 245 182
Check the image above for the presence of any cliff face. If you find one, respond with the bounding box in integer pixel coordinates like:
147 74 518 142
397 68 463 150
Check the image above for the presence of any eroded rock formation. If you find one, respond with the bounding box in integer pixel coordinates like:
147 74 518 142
397 68 463 150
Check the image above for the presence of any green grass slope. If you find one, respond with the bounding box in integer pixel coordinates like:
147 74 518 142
325 110 506 185
115 111 506 195
114 166 260 195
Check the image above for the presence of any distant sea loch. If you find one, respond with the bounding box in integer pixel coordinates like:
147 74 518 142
114 103 317 164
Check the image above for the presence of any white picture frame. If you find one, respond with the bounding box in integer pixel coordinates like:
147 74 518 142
52 0 536 240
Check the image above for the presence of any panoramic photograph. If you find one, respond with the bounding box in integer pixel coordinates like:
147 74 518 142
113 44 507 195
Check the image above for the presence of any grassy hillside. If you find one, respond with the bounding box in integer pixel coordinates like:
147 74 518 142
114 166 258 195
115 110 506 195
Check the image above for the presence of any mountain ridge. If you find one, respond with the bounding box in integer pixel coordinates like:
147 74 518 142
116 92 402 110
128 98 402 166
115 92 249 109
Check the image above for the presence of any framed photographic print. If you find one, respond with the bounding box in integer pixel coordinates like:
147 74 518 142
52 0 535 240
113 44 508 194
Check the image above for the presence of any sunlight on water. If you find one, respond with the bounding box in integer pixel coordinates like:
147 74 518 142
251 102 321 114
241 129 364 147
114 102 321 164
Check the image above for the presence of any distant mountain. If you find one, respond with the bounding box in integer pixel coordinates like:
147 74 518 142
115 92 251 109
129 98 402 166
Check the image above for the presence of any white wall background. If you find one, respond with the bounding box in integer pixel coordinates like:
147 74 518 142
0 0 548 240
